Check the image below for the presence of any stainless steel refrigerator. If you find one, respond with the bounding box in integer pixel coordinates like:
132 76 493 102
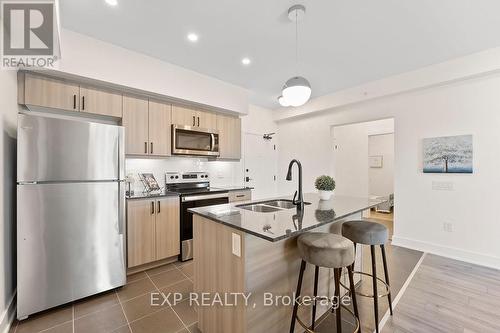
17 114 126 319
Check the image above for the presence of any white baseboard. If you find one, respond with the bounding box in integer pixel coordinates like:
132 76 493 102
392 236 500 270
0 292 16 333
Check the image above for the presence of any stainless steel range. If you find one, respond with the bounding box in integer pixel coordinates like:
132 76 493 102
165 172 229 261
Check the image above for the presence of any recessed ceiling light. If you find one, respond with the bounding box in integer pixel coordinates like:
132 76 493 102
105 0 118 6
187 33 199 42
241 57 251 66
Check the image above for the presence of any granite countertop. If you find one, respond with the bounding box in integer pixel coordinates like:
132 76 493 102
188 193 384 242
126 190 179 200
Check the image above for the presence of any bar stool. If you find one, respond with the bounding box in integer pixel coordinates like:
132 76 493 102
290 232 360 333
341 221 392 333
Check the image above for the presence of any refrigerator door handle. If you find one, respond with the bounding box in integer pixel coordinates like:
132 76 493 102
118 181 125 235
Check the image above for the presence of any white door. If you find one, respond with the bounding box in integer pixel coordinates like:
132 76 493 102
243 133 277 200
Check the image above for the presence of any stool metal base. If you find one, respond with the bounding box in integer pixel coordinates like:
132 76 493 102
295 304 360 333
339 271 391 298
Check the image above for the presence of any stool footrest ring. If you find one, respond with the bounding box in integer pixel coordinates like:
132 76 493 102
295 302 360 333
339 271 390 298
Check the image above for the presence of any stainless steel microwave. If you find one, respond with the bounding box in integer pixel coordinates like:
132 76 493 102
172 125 219 157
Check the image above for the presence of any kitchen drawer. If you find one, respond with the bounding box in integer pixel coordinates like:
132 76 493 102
228 190 251 202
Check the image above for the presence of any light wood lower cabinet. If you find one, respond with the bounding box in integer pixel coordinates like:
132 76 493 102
155 197 180 260
217 114 241 159
127 199 156 268
127 197 180 268
228 190 251 202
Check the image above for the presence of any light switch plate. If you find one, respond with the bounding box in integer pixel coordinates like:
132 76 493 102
232 233 241 257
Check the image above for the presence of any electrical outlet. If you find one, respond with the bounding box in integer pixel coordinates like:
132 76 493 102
443 222 453 233
232 233 241 257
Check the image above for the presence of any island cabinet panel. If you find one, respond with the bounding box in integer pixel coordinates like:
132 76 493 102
127 199 156 268
155 196 180 260
193 211 364 333
148 100 172 156
79 86 123 118
122 96 149 155
217 115 241 159
193 215 246 333
23 74 80 112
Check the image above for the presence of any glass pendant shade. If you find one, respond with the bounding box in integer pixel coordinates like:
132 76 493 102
282 76 311 107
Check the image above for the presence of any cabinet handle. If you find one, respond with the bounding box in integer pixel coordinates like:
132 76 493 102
197 116 200 127
150 142 153 154
144 142 148 154
151 201 155 215
236 194 245 198
157 201 160 213
192 116 196 126
82 96 85 110
73 95 76 109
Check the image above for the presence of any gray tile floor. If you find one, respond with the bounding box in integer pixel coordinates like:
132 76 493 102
10 261 196 333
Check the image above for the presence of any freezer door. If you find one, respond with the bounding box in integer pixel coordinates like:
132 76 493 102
18 114 121 182
17 182 126 318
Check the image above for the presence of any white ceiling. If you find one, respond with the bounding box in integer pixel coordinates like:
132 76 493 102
60 0 500 109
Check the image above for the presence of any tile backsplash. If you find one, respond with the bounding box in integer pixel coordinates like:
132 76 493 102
125 157 244 193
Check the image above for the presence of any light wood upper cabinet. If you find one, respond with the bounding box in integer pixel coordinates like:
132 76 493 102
122 96 149 155
217 114 241 159
22 73 80 112
197 110 217 129
172 105 197 127
127 197 180 268
155 197 180 260
80 86 123 118
127 199 156 268
172 105 216 129
148 101 172 156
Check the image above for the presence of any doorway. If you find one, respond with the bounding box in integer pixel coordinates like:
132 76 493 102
332 118 394 238
243 132 277 200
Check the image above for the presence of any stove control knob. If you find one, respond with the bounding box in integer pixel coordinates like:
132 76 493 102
175 176 179 179
170 176 174 179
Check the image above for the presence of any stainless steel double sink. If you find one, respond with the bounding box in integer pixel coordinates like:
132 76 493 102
236 199 310 213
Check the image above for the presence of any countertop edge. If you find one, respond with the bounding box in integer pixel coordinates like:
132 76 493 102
189 200 381 242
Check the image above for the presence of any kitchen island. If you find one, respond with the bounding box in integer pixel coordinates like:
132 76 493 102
189 193 382 333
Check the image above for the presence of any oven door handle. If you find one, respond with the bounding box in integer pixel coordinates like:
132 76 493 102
182 193 229 202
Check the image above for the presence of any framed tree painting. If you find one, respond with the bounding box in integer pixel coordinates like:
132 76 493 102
423 135 473 173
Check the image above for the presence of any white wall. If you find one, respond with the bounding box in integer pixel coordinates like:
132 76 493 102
277 72 500 269
0 70 19 332
332 119 394 197
55 29 249 114
369 133 394 197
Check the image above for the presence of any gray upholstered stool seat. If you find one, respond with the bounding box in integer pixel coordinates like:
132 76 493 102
291 232 360 333
342 220 388 245
297 232 354 269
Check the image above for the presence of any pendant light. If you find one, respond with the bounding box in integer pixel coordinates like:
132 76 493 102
280 4 311 107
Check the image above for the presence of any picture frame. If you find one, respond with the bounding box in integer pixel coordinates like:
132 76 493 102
138 173 160 192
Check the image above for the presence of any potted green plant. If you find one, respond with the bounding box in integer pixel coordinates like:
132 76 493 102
315 175 336 200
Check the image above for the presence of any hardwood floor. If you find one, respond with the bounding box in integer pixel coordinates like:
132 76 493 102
382 254 500 333
314 242 423 333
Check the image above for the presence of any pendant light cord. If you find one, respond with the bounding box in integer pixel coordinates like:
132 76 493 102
295 9 298 76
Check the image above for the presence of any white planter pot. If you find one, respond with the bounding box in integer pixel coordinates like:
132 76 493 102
318 190 333 201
